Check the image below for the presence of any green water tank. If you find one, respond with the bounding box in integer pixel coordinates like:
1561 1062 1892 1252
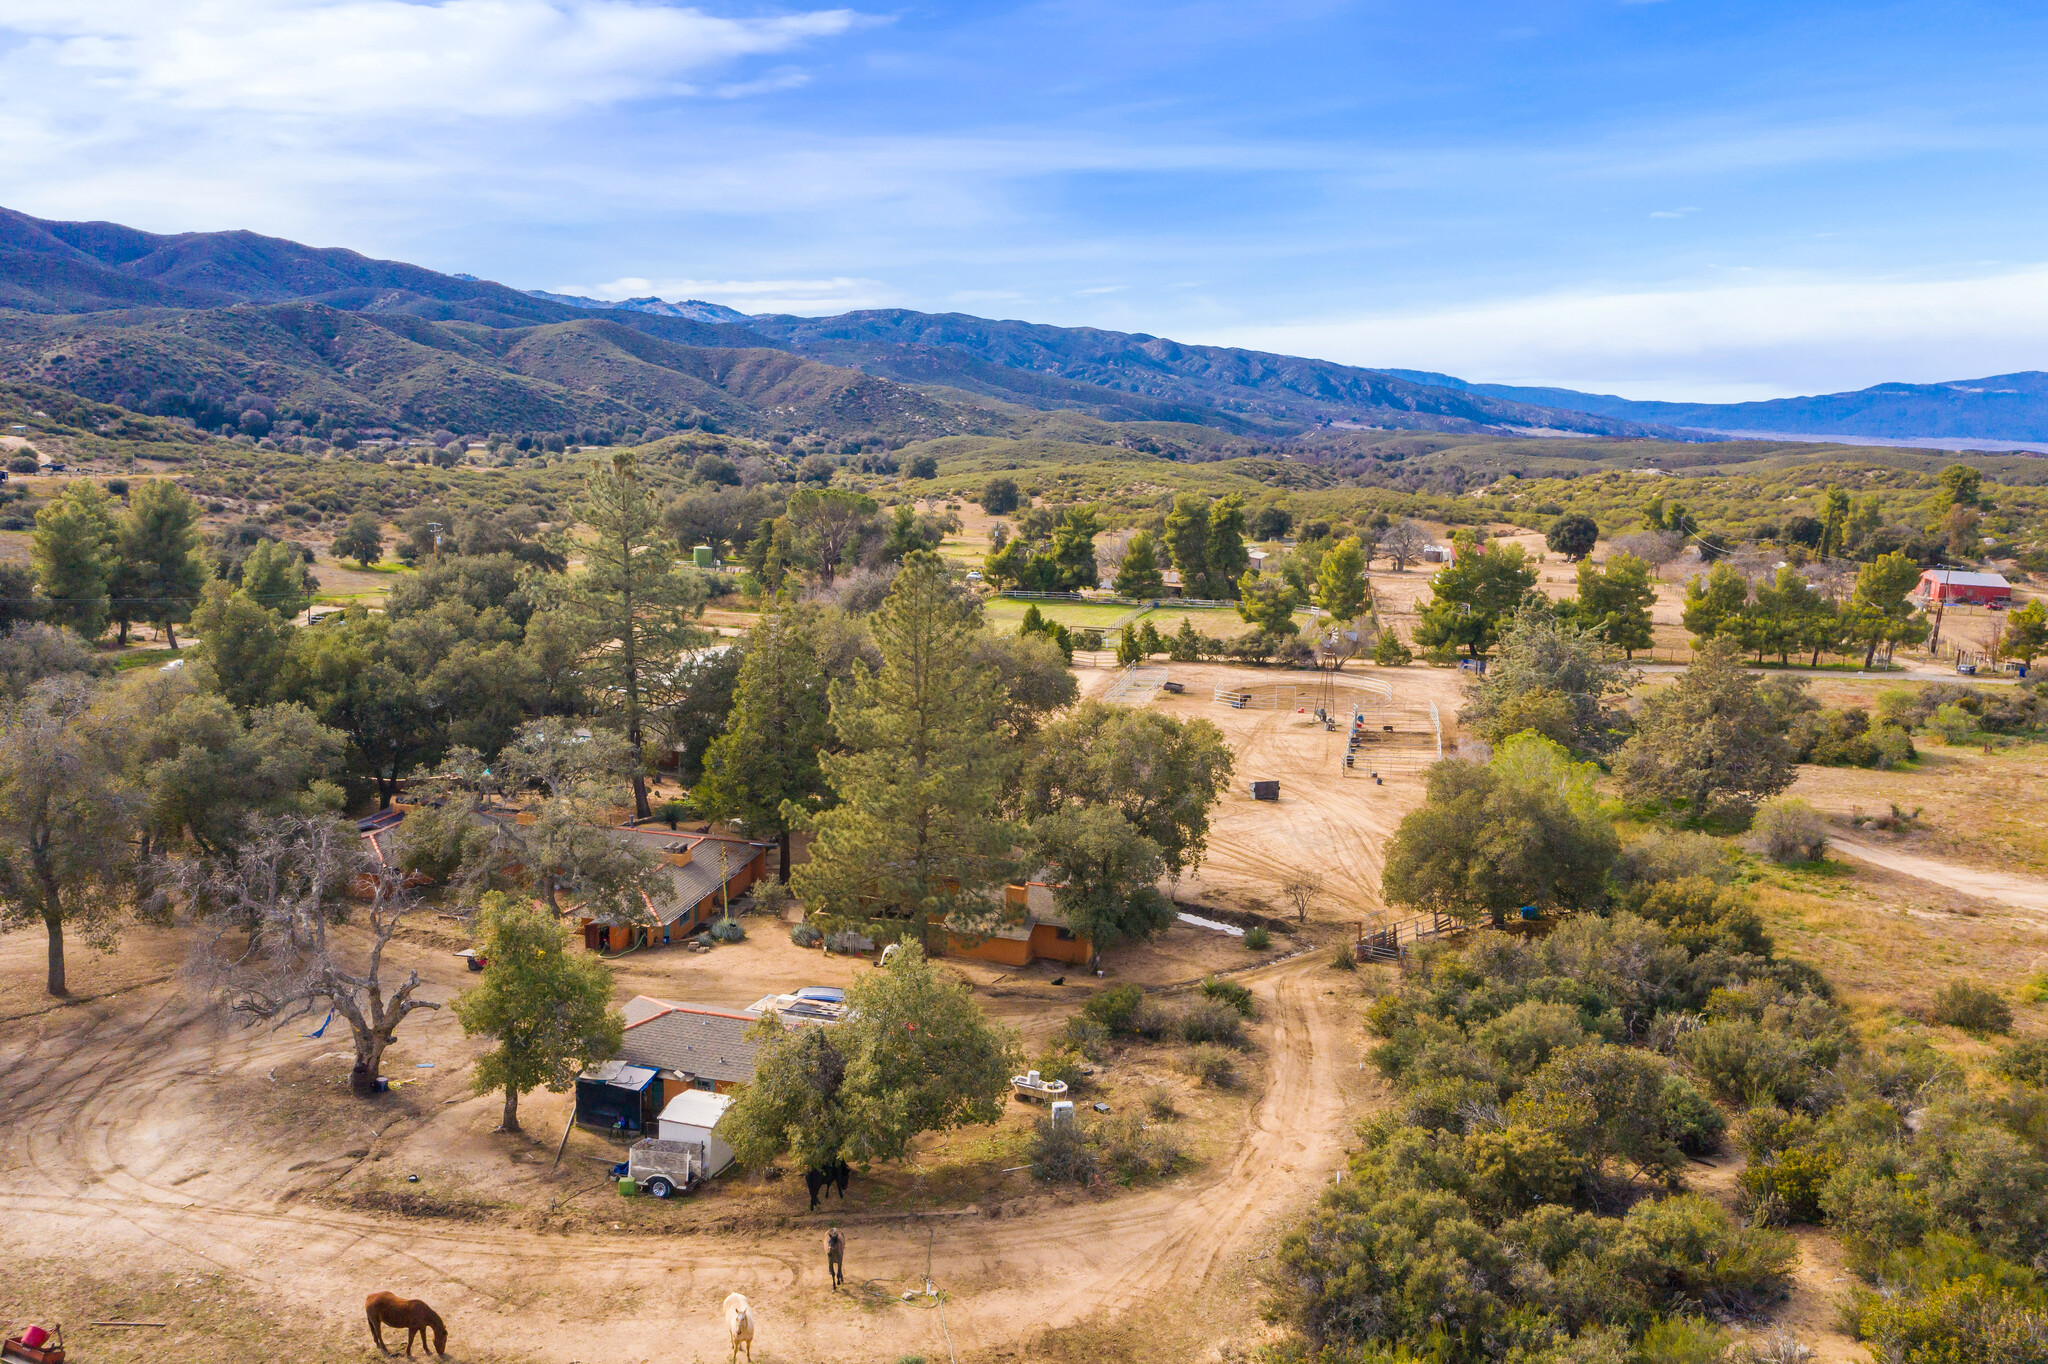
618 1177 638 1197
693 544 715 568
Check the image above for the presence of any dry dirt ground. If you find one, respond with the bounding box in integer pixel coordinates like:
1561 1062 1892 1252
0 920 1376 1364
1076 658 1468 925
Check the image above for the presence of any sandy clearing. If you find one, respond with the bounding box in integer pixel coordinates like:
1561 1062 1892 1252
1078 659 1462 923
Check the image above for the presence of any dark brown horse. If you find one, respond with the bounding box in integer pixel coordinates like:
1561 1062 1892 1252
366 1292 447 1357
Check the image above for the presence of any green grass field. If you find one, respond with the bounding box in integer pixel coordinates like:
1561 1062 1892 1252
979 595 1295 641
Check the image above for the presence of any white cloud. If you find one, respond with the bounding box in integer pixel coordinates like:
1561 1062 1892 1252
1203 267 2048 401
9 1 865 117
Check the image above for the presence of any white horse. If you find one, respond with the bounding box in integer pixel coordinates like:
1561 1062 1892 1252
724 1292 754 1364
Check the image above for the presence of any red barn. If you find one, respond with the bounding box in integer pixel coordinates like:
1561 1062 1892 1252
1915 569 2013 606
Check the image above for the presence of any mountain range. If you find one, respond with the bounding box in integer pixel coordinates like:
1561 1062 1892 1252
0 205 2041 450
1379 371 2048 447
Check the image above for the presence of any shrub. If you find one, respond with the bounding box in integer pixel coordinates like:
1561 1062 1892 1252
1638 1317 1730 1364
1145 1089 1178 1120
1093 1110 1186 1182
789 923 823 947
1930 981 2014 1035
1855 1271 2048 1364
1610 1193 1798 1312
1199 975 1258 1018
1727 1331 1815 1364
1185 1044 1238 1088
708 916 746 943
1329 943 1357 971
1056 1015 1110 1059
1613 829 1736 891
1371 632 1413 666
1929 701 1977 745
1243 926 1272 951
1128 998 1177 1040
1751 796 1827 864
1660 1073 1727 1156
1738 1138 1843 1224
1033 1044 1087 1088
1681 1018 1821 1109
1177 998 1248 1048
1029 1115 1097 1185
1081 983 1144 1036
1998 1039 2048 1088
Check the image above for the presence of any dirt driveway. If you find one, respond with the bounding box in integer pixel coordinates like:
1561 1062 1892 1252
0 933 1371 1364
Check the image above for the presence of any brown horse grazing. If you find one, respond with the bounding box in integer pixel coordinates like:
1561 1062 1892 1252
826 1227 845 1289
366 1292 447 1358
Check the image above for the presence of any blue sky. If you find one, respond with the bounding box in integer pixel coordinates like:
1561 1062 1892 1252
4 1 2048 400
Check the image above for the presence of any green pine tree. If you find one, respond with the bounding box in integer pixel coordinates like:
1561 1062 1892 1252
1114 530 1165 597
1162 494 1211 597
695 611 834 882
560 454 708 818
1313 535 1369 622
31 481 118 641
117 480 207 648
1207 495 1249 596
793 553 1015 931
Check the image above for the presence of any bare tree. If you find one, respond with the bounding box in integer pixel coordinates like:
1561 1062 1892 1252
1611 529 1686 574
1381 522 1428 571
495 719 668 920
1281 870 1325 924
188 814 439 1096
1094 530 1133 585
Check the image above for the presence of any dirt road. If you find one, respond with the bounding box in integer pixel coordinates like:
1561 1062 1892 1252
1829 835 2048 915
0 942 1366 1363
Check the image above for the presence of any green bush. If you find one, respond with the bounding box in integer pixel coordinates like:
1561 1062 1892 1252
2021 972 2048 1005
1681 1019 1821 1109
1329 943 1357 971
1855 1271 2048 1364
1738 1139 1842 1224
1033 1044 1087 1088
1185 1044 1238 1088
1659 1073 1726 1156
1244 926 1272 950
1081 983 1144 1036
1145 1088 1178 1120
1474 1000 1591 1075
789 923 823 947
1995 1039 2048 1088
708 916 745 943
1930 981 2014 1035
1199 975 1258 1018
